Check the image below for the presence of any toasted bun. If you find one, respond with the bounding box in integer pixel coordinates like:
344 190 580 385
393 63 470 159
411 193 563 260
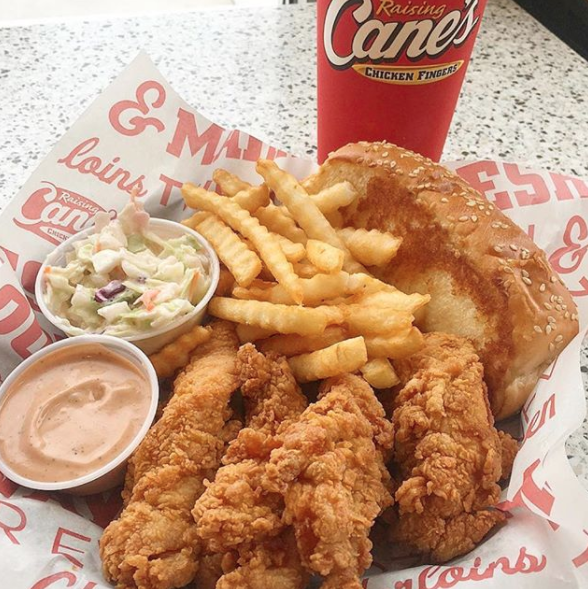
305 142 579 419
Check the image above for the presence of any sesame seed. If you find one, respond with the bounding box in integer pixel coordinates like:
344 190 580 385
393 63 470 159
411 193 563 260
550 276 557 283
539 283 546 292
459 215 469 222
466 201 476 207
440 197 449 203
509 244 518 251
544 303 552 310
492 222 500 229
521 269 530 278
486 211 491 216
534 325 542 333
471 215 478 222
382 151 389 157
555 304 563 311
503 266 514 273
565 311 570 319
522 277 532 285
572 314 578 321
494 246 503 253
550 295 557 302
478 205 485 211
555 335 563 343
488 204 495 210
548 316 556 323
546 324 553 334
549 342 555 352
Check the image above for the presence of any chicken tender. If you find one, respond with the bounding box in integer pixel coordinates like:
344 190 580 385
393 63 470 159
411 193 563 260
264 373 394 589
193 344 309 588
389 332 518 562
100 321 240 589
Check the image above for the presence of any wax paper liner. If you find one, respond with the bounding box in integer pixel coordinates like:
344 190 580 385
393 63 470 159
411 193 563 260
0 53 587 588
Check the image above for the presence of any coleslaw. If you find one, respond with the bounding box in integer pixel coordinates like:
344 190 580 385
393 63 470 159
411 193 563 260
42 199 212 337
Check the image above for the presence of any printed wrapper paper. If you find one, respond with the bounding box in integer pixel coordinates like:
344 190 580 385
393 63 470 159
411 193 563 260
0 53 587 589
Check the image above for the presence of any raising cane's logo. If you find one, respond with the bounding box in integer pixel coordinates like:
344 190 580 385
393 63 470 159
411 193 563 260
323 0 481 84
13 182 107 245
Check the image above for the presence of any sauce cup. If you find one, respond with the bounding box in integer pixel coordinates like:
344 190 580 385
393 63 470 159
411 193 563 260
0 335 159 495
35 219 220 355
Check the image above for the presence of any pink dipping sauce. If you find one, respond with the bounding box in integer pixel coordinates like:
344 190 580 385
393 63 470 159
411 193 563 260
0 343 150 483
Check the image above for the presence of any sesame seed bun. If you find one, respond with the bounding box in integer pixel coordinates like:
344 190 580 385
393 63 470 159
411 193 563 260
304 141 579 419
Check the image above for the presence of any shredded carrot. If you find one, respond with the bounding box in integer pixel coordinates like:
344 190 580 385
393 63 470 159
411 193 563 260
137 289 158 312
43 267 51 274
188 271 201 301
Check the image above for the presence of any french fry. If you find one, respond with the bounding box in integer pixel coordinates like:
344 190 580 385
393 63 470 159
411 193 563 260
233 272 351 305
324 210 344 228
364 327 424 359
258 326 348 357
212 170 271 213
310 182 357 214
213 169 250 195
254 203 307 244
208 297 345 336
287 337 368 383
148 325 212 379
183 183 304 304
256 160 364 273
337 228 402 267
360 358 400 388
306 239 345 274
344 306 414 336
275 234 306 263
236 324 276 343
187 211 262 287
360 290 430 314
293 262 321 278
215 266 236 296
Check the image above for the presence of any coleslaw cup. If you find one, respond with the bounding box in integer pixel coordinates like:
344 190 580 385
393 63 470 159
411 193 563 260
0 334 159 495
35 219 220 355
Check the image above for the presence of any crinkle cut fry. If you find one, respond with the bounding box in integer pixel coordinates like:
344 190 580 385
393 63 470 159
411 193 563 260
263 373 393 588
193 344 309 589
99 321 240 589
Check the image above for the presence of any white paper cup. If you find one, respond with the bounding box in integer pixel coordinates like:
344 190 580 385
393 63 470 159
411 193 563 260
0 335 159 496
35 219 220 355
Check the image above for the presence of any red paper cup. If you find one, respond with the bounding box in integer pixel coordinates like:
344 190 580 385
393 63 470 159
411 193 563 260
317 0 488 162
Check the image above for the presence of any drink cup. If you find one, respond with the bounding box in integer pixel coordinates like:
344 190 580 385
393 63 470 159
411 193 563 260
317 0 489 162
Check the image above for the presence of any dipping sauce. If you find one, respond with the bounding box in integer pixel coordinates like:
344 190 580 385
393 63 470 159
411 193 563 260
0 343 151 483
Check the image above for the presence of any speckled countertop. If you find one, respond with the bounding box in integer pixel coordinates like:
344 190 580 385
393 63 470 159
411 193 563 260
0 0 586 483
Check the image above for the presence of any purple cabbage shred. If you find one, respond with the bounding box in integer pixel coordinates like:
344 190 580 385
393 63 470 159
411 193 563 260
95 280 125 303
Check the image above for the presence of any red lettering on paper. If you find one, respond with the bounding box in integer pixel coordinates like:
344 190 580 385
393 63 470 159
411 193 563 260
0 474 18 499
549 215 588 296
214 129 242 160
503 460 555 516
30 573 76 589
109 80 166 137
523 394 556 443
0 284 51 359
572 530 588 568
266 146 288 160
454 161 512 210
504 163 550 207
242 135 263 161
0 246 18 270
58 138 147 197
396 547 547 588
24 490 80 517
84 492 123 529
51 527 92 568
0 500 27 544
159 173 183 206
551 172 588 201
167 108 223 165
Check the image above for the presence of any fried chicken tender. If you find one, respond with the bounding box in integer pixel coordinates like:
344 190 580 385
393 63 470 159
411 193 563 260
193 344 309 588
99 321 240 589
389 332 518 563
263 373 394 589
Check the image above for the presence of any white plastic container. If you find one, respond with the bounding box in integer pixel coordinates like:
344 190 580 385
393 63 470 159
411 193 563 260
35 219 220 355
0 335 159 495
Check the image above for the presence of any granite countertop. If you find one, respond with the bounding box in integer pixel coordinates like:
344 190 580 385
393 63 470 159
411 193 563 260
0 0 586 483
